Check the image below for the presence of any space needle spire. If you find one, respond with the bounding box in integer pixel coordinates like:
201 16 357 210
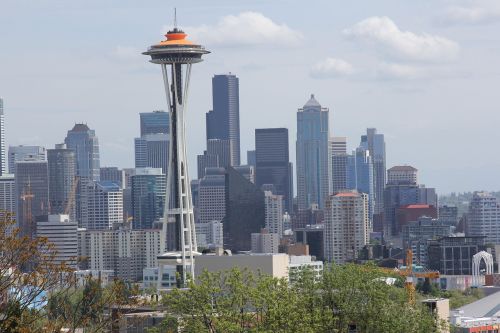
143 14 210 287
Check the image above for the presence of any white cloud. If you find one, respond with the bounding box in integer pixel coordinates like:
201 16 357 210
171 12 303 47
443 3 500 25
310 57 354 78
343 16 459 62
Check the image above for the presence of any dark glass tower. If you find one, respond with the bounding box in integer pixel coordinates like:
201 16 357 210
64 124 100 181
360 128 386 215
255 128 293 212
131 168 166 229
223 166 265 252
206 74 240 166
140 110 170 136
47 144 76 220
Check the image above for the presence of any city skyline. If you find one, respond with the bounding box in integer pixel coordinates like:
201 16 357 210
1 1 500 193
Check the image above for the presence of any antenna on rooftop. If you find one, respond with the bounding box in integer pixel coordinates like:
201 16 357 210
174 8 177 29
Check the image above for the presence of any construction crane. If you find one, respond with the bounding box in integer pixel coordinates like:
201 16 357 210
64 176 79 216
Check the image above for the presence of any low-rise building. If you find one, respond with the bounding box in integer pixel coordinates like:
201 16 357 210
251 229 279 254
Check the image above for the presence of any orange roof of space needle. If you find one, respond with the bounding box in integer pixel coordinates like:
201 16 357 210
157 28 195 46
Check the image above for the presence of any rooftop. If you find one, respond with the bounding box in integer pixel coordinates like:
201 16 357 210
303 94 321 108
71 123 90 132
388 165 418 172
457 290 500 318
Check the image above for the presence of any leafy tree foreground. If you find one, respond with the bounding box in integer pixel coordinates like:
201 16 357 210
152 264 444 333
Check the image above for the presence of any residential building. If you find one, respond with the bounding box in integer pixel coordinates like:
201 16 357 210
8 145 46 174
131 168 166 229
296 94 329 209
78 227 161 282
224 166 265 252
251 229 279 254
264 191 284 236
47 144 76 219
206 74 240 166
324 191 370 263
36 214 78 267
467 192 500 244
255 128 293 212
0 98 6 175
15 160 49 238
80 181 123 230
140 110 169 136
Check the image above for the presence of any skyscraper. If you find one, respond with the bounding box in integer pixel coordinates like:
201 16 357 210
47 144 76 220
64 124 100 181
324 191 369 263
346 147 375 221
80 181 123 230
100 167 125 188
255 128 293 212
330 137 348 194
296 94 330 210
140 110 169 136
15 160 49 238
206 74 240 166
197 150 219 179
467 192 500 244
198 167 226 224
134 134 169 175
8 145 46 174
143 24 209 285
0 98 6 175
131 168 166 229
0 173 15 220
224 166 265 252
264 191 284 237
360 129 386 215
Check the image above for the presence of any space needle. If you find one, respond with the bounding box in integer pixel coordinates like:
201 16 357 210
144 15 209 287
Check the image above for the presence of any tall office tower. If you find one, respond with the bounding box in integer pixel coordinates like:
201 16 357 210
0 174 15 220
360 129 386 215
131 168 166 229
264 191 284 236
134 134 169 174
198 168 226 224
0 98 6 175
387 165 417 185
140 110 169 136
143 24 209 285
36 214 78 267
64 124 100 181
233 165 255 183
467 192 500 244
197 151 219 179
122 168 136 221
15 160 49 238
329 137 348 194
296 94 330 210
78 227 161 282
324 191 369 263
255 128 293 212
47 144 76 220
206 74 240 166
346 147 375 221
8 145 46 174
247 150 256 168
224 166 265 252
207 139 231 168
384 165 437 238
80 181 123 230
100 167 125 188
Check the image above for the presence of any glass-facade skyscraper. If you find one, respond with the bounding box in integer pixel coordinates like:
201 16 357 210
296 94 330 210
131 168 166 229
206 74 240 166
347 147 375 221
360 128 386 215
47 143 76 220
64 123 100 181
255 128 293 212
140 110 169 136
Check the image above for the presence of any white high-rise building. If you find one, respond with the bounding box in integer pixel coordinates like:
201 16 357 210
324 191 370 263
251 229 279 254
195 220 223 248
78 227 161 281
0 174 15 219
80 181 123 229
37 214 78 267
264 191 284 237
467 192 500 244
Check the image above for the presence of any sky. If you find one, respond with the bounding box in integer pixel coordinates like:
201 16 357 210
1 0 500 194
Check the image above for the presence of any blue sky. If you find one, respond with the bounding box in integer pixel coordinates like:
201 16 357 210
1 0 500 193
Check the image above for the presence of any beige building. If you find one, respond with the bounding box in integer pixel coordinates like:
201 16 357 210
251 229 279 254
324 191 370 263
